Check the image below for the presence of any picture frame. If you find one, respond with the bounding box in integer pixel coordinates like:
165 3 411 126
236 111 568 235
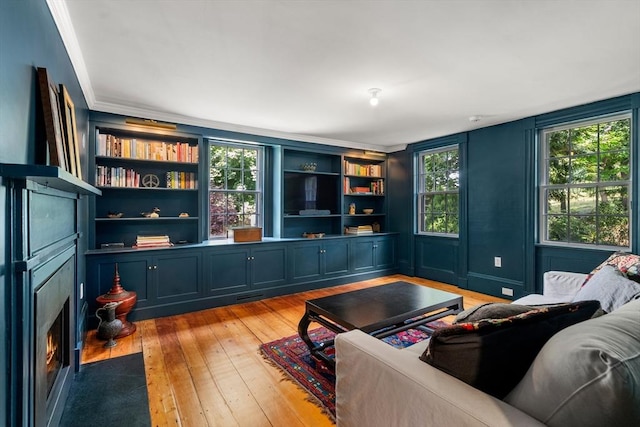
37 67 67 171
59 84 82 179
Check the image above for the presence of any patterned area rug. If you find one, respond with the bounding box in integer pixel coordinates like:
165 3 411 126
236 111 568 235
259 321 448 419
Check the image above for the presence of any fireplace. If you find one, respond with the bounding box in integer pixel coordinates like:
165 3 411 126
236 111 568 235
34 256 74 427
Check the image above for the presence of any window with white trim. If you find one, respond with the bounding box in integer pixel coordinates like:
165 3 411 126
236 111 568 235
208 140 263 239
417 146 459 235
539 113 632 248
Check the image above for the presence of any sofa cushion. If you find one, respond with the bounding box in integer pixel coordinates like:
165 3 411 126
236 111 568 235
419 300 601 399
504 298 640 427
454 303 533 323
583 251 640 286
572 265 640 313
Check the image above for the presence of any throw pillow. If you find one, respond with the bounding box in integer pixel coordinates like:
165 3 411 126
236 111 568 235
454 303 533 323
505 298 640 427
582 251 640 286
572 265 640 313
419 300 601 399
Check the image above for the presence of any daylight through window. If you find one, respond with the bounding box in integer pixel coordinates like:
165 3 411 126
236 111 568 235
209 141 263 238
539 113 632 248
417 146 459 235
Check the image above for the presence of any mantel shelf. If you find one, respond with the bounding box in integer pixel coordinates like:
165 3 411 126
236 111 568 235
0 163 101 195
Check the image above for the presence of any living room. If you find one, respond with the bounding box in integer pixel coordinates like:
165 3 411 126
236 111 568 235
2 1 639 426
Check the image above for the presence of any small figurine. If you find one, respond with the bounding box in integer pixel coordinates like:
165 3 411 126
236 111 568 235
107 211 123 218
349 203 356 215
178 212 189 218
141 207 160 218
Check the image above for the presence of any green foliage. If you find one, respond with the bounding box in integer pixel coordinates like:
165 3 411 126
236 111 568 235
420 147 459 234
544 117 630 248
209 144 260 237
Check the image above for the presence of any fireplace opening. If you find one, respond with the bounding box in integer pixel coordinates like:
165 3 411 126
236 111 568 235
46 310 64 398
35 257 74 427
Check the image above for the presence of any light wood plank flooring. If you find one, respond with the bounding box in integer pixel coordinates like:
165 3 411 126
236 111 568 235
82 274 508 426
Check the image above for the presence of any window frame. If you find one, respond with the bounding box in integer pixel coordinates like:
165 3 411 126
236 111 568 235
207 138 264 239
538 111 633 250
416 144 460 237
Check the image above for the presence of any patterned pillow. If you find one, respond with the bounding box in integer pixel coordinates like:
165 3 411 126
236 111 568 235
582 252 640 286
419 300 602 399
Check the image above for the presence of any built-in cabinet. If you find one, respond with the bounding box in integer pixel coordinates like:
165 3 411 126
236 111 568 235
289 239 351 282
84 116 397 323
206 244 288 296
88 121 204 250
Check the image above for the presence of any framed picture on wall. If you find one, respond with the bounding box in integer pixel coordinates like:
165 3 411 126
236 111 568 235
37 67 67 171
59 84 82 179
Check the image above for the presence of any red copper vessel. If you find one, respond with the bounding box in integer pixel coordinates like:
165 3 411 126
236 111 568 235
96 263 137 338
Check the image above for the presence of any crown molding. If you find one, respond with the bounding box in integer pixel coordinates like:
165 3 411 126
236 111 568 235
46 0 96 107
92 100 397 152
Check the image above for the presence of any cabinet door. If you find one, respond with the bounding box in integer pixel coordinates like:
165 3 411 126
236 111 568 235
251 245 287 289
351 238 376 272
290 242 322 282
207 248 251 296
155 251 201 302
87 254 152 310
323 240 350 276
374 236 396 269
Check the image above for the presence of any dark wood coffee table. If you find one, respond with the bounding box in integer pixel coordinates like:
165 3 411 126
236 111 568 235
297 281 463 369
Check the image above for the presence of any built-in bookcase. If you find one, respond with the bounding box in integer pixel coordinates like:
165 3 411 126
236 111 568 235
281 149 387 238
88 122 203 250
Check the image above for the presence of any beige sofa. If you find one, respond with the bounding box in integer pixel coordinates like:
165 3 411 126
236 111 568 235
335 271 640 427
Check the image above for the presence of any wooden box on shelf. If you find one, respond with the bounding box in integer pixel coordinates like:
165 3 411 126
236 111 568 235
233 227 262 242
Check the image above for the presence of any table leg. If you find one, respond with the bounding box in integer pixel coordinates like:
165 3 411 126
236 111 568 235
297 309 315 352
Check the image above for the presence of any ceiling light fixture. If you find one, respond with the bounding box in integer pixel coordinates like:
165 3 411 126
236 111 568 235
469 115 482 122
368 88 381 106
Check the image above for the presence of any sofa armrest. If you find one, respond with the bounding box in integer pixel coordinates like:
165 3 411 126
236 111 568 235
335 330 545 427
542 271 588 299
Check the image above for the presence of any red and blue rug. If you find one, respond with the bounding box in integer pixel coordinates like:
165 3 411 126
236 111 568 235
259 321 447 419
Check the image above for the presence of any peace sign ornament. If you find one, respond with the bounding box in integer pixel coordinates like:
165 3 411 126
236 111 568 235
142 174 160 188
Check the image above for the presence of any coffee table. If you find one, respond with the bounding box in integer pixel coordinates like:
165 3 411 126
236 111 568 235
297 281 463 369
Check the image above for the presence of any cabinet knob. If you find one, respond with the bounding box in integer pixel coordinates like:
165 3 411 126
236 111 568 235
251 256 255 260
148 266 152 270
154 265 158 269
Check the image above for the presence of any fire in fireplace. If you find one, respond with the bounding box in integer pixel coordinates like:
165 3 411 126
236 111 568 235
35 257 74 427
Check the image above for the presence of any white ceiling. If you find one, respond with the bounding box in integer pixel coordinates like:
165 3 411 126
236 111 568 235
53 0 640 152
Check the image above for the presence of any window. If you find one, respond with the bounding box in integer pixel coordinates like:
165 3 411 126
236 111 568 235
417 146 459 235
209 141 263 238
539 113 632 248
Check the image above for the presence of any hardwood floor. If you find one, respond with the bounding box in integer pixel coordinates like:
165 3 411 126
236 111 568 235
82 274 508 426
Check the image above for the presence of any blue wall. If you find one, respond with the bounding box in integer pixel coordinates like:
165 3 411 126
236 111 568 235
403 93 640 299
1 0 89 424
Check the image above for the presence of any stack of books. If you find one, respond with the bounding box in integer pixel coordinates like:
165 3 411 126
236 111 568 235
345 225 374 235
134 235 172 249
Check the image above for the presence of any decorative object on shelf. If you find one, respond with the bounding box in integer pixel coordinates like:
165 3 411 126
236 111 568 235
372 222 381 233
233 226 263 242
141 207 160 218
300 162 317 171
349 203 356 215
302 232 325 239
96 263 138 338
59 84 82 179
178 212 190 217
95 301 123 348
107 211 123 218
363 208 374 214
141 173 160 188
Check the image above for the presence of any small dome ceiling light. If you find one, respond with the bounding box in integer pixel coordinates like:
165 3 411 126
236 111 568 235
368 88 381 106
469 115 482 122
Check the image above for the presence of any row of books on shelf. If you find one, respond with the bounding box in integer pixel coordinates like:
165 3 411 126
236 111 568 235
133 235 173 249
343 177 384 194
345 225 374 235
97 133 198 163
95 166 197 189
344 161 383 177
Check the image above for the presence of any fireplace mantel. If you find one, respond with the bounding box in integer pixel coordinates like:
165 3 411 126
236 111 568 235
2 164 99 427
